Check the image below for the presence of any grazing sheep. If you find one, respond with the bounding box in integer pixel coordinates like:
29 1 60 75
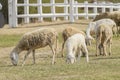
86 19 116 45
61 27 85 57
10 28 58 66
95 23 113 56
93 11 120 33
65 33 89 64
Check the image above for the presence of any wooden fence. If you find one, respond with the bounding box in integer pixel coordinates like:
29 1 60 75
8 0 120 27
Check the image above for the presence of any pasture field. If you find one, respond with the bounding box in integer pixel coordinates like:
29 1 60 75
0 20 120 80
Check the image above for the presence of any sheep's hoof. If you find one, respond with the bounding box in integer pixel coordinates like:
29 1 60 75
109 53 111 56
52 62 56 65
61 54 64 57
95 54 98 56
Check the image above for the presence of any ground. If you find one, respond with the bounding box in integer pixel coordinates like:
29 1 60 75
0 19 120 80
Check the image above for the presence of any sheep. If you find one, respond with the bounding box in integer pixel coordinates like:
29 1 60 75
65 33 89 64
10 28 58 66
61 27 85 57
95 23 113 56
86 18 116 45
93 11 120 33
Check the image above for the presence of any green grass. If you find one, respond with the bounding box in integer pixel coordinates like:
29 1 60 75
0 55 120 80
0 34 120 80
0 34 22 48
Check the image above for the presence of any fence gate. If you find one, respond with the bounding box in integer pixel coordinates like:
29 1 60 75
8 0 120 27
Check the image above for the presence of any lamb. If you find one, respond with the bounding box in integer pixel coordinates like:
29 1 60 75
86 19 116 45
95 23 113 56
93 11 120 33
10 28 58 66
65 33 89 64
61 27 85 57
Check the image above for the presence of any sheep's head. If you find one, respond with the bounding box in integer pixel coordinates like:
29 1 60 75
85 36 95 46
10 51 19 66
66 55 76 64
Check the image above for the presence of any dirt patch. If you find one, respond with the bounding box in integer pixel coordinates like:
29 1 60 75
1 20 91 35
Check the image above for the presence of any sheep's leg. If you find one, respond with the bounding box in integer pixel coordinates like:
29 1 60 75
61 42 65 57
103 44 107 56
49 45 56 64
103 38 109 56
108 38 112 55
84 46 89 63
82 44 89 62
96 37 99 56
73 49 76 63
98 44 102 55
96 40 98 56
96 31 102 56
32 50 35 64
117 26 119 34
77 49 82 62
22 50 31 66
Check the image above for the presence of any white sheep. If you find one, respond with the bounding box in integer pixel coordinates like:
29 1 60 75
65 33 89 64
95 23 113 56
86 19 116 45
61 27 85 57
93 11 120 33
10 28 58 66
93 11 120 25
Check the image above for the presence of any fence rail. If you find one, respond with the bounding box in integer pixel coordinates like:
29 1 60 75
0 3 2 10
8 0 120 27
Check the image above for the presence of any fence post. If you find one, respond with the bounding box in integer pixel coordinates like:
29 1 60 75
69 0 74 22
51 0 56 21
74 1 78 20
38 0 43 22
84 1 88 20
0 3 2 10
24 0 29 23
110 2 113 12
102 1 106 13
8 0 17 27
64 0 68 20
13 0 18 27
8 0 13 27
93 1 97 19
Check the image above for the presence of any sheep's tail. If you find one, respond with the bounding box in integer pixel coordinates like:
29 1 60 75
99 25 104 43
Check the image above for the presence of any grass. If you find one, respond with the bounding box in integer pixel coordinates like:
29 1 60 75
0 56 120 80
0 33 120 80
0 34 22 48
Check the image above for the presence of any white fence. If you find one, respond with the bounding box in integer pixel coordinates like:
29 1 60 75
8 0 120 27
0 3 2 10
